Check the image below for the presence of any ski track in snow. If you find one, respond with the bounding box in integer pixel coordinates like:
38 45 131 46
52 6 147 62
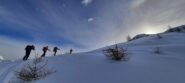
0 61 21 83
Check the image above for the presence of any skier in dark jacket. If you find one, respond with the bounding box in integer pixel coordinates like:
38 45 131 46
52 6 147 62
23 45 35 61
70 48 73 54
41 46 50 57
53 47 60 56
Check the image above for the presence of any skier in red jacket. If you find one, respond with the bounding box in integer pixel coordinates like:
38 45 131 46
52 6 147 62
41 46 50 57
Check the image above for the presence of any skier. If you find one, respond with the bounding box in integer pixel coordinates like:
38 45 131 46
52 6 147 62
53 46 60 56
70 48 73 54
41 46 50 57
23 45 35 61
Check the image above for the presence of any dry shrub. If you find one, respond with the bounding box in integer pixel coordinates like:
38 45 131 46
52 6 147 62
154 47 162 54
103 44 128 61
156 34 162 39
15 57 55 82
127 35 132 41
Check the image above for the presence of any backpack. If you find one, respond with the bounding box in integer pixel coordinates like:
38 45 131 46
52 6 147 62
25 45 31 51
53 47 58 52
43 47 48 51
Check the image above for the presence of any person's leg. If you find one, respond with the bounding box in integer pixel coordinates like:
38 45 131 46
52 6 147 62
70 51 72 54
41 51 46 57
23 51 30 60
54 51 56 56
23 55 27 60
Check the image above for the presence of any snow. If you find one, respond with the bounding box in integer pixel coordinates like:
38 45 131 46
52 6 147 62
0 32 185 83
0 55 4 61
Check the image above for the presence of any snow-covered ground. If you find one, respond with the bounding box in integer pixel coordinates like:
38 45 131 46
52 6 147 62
0 32 185 83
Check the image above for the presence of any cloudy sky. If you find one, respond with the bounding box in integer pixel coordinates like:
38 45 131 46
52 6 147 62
0 0 185 60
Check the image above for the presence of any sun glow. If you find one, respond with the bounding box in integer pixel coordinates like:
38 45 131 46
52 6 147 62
145 30 157 34
142 24 159 34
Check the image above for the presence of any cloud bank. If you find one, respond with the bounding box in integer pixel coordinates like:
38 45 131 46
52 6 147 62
81 0 93 6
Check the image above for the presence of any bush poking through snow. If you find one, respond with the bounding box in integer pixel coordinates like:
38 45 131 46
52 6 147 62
127 35 132 41
154 47 162 54
15 57 55 82
156 34 162 39
103 44 128 61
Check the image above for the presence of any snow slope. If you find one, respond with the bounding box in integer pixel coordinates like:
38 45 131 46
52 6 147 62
0 32 185 83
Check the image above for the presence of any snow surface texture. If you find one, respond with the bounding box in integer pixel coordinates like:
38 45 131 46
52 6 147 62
0 32 185 83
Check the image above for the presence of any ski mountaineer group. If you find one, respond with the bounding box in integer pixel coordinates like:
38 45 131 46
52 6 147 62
23 45 73 61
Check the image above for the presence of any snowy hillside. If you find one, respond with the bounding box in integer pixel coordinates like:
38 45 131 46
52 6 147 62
128 25 185 41
165 25 185 33
0 30 185 83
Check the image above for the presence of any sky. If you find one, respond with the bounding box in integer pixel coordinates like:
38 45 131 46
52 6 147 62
0 0 185 60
